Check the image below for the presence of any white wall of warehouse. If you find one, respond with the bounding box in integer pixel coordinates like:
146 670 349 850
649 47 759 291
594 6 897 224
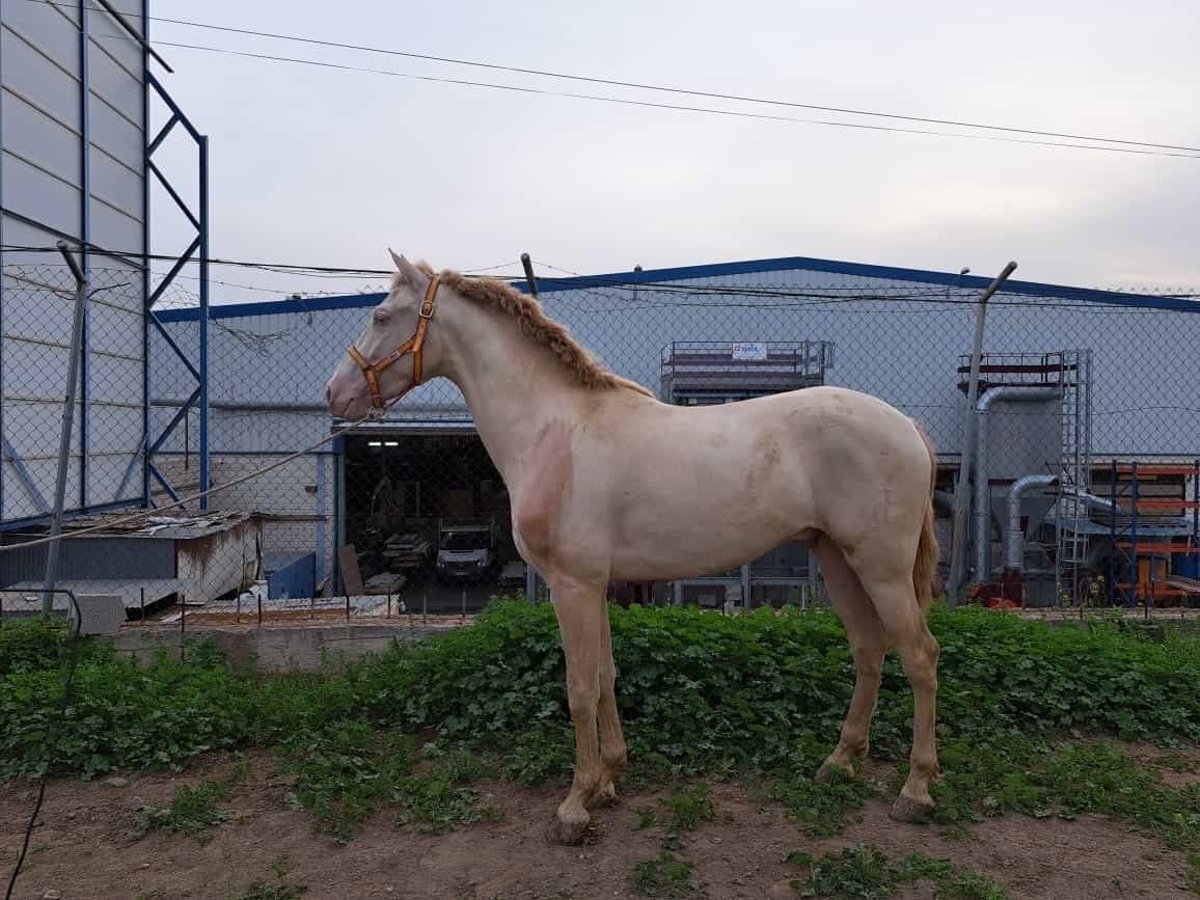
155 266 1200 458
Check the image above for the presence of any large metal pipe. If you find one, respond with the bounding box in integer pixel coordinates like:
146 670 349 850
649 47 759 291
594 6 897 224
1006 474 1058 571
947 261 1018 604
1061 485 1195 528
973 386 1060 583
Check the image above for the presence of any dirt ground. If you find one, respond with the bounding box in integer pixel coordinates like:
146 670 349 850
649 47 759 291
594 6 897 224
2 751 1197 900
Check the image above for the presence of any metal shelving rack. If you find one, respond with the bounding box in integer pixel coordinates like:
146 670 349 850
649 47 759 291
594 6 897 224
1108 460 1200 608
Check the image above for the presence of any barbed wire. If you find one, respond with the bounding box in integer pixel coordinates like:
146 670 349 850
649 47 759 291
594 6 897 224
4 244 1195 305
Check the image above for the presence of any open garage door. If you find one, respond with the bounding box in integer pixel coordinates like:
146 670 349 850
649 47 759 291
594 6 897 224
341 431 524 613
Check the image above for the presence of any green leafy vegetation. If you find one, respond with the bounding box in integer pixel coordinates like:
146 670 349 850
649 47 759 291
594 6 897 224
132 778 234 841
663 783 717 833
786 843 1009 899
3 600 1200 847
632 850 703 898
1185 852 1200 895
230 877 308 900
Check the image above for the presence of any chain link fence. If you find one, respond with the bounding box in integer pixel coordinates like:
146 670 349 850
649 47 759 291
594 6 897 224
3 258 1199 627
1 256 146 526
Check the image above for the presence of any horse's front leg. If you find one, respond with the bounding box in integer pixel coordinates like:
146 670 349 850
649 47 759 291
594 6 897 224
545 575 608 844
589 599 626 808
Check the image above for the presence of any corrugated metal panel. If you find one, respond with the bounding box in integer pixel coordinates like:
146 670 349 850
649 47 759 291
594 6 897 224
0 535 176 587
166 269 1200 460
1 0 147 524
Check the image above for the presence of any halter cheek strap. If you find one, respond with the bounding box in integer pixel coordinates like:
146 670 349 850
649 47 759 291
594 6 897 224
346 276 441 410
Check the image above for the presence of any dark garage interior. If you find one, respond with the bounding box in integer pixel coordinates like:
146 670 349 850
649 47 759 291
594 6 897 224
342 432 523 612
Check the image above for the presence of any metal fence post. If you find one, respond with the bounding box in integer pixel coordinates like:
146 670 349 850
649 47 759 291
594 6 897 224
946 261 1018 606
520 252 541 605
41 242 89 616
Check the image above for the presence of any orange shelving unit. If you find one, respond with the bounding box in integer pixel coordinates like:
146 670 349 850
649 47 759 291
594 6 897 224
1109 460 1200 607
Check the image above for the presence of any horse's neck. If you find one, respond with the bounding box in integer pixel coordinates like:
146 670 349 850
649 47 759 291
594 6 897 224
438 304 588 488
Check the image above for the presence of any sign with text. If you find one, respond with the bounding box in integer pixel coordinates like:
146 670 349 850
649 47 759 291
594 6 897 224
731 341 768 361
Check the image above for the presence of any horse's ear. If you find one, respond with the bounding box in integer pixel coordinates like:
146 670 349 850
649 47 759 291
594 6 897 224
387 249 426 289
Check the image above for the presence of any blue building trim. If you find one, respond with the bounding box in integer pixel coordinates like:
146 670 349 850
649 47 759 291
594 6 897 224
156 254 1196 322
0 496 144 533
1 438 50 514
156 292 388 322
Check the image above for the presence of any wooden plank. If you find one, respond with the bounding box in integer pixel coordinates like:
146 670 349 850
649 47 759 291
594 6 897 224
1133 499 1200 510
338 544 364 596
1113 465 1197 476
1115 543 1200 553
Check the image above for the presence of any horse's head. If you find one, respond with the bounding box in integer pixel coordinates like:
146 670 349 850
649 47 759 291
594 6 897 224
325 250 443 420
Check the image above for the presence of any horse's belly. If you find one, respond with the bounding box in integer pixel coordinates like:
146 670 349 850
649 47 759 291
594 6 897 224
606 481 812 581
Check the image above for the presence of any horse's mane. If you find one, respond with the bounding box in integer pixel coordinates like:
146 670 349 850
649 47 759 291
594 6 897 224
400 264 654 398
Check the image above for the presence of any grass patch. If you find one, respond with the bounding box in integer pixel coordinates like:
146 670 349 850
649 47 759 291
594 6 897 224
230 880 308 900
280 722 501 842
663 783 716 833
632 850 703 898
769 764 880 837
131 768 245 842
787 843 1009 899
929 738 1200 848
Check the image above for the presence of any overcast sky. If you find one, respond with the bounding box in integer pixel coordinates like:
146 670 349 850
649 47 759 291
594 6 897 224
145 0 1200 301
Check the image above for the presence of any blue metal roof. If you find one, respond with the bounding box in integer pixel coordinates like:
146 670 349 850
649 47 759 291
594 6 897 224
155 253 1198 322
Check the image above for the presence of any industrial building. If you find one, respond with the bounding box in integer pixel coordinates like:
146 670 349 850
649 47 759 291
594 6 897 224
150 257 1200 611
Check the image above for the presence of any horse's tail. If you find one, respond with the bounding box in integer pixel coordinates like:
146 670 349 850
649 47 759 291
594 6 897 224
912 420 940 611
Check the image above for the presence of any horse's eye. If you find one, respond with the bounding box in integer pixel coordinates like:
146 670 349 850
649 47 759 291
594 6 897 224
372 308 390 323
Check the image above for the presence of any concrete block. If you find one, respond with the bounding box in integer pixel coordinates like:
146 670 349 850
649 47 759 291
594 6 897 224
75 594 125 635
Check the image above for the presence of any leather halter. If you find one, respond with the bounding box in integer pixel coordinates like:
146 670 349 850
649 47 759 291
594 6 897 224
346 276 441 410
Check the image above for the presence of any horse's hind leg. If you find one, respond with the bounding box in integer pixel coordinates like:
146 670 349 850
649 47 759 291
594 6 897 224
851 557 941 822
813 536 886 781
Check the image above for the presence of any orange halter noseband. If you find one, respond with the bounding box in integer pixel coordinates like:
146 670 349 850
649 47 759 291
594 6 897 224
346 276 441 411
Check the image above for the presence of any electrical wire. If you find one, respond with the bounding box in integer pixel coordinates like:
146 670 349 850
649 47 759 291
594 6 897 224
3 590 83 900
152 40 1200 160
0 408 381 554
26 0 1192 155
3 243 1195 311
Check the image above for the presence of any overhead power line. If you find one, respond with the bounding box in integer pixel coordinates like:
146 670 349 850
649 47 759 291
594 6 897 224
22 1 1194 156
151 41 1200 160
142 9 1199 154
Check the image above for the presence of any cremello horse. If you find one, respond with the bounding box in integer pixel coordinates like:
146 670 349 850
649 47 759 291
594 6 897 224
326 253 942 844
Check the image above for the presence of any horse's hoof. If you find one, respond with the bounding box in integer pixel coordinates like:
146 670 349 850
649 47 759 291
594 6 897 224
544 812 590 845
889 793 934 824
815 759 855 784
587 781 618 809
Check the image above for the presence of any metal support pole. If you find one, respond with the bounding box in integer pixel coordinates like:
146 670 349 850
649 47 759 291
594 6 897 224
198 136 210 510
42 242 89 615
1109 460 1117 607
946 261 1018 606
1131 461 1139 608
520 253 539 299
520 254 540 607
1192 458 1198 566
